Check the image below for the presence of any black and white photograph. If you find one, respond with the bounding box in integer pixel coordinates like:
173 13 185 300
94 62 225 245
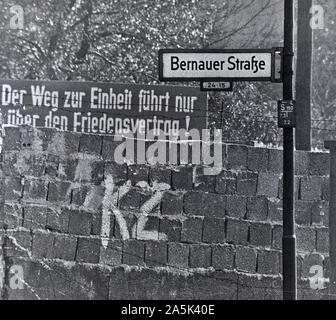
0 0 335 308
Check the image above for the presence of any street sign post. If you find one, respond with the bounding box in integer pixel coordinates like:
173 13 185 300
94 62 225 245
200 81 233 92
278 100 296 128
159 48 282 82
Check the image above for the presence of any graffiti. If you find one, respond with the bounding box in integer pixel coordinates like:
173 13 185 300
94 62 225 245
100 176 169 248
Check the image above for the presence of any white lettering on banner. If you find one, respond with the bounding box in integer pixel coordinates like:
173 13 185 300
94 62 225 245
0 80 207 135
1 84 27 106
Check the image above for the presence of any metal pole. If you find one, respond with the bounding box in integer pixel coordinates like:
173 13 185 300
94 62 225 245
324 141 336 293
295 0 312 151
282 0 297 300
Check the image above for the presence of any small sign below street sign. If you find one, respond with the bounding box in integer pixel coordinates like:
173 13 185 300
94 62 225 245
200 81 233 92
159 48 281 82
278 100 296 128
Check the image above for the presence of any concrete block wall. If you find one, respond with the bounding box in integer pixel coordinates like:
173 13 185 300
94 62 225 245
0 126 331 300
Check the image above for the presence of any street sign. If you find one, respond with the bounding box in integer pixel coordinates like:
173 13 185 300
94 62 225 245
278 100 296 128
159 48 282 82
0 80 208 135
200 81 233 92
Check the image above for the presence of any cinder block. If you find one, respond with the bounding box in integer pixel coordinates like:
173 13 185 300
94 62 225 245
2 153 19 176
295 151 309 175
311 201 328 226
123 240 145 266
268 199 282 222
226 218 249 245
149 166 171 186
159 218 181 242
47 181 71 203
295 201 312 226
46 207 70 233
321 177 329 201
268 149 283 173
181 217 203 243
184 191 204 216
212 245 235 270
236 246 257 273
119 188 141 210
226 144 248 169
71 185 90 206
301 253 324 278
194 166 216 192
272 225 283 250
32 231 54 259
79 134 102 155
168 243 189 268
6 230 31 258
102 136 121 160
215 170 237 194
324 256 330 279
161 191 183 216
203 218 225 244
257 173 280 197
172 166 193 190
226 196 247 219
53 234 77 261
145 241 168 267
247 196 268 221
80 185 104 212
76 237 100 264
114 214 137 239
3 203 23 229
128 165 149 185
308 152 329 176
100 239 123 266
58 158 77 181
104 162 127 186
24 179 48 201
68 210 92 236
13 155 46 177
3 126 21 151
249 222 272 247
316 228 328 253
91 210 103 236
45 158 59 178
139 190 160 214
257 250 280 275
300 177 322 201
203 193 226 218
237 172 258 196
247 147 268 172
43 129 79 154
189 244 211 268
23 205 48 230
73 159 104 184
6 177 23 201
296 226 316 252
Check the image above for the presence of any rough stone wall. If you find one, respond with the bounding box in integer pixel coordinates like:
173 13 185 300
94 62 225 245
0 126 331 300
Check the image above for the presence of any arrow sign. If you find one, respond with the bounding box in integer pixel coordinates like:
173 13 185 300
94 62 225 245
159 48 282 82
